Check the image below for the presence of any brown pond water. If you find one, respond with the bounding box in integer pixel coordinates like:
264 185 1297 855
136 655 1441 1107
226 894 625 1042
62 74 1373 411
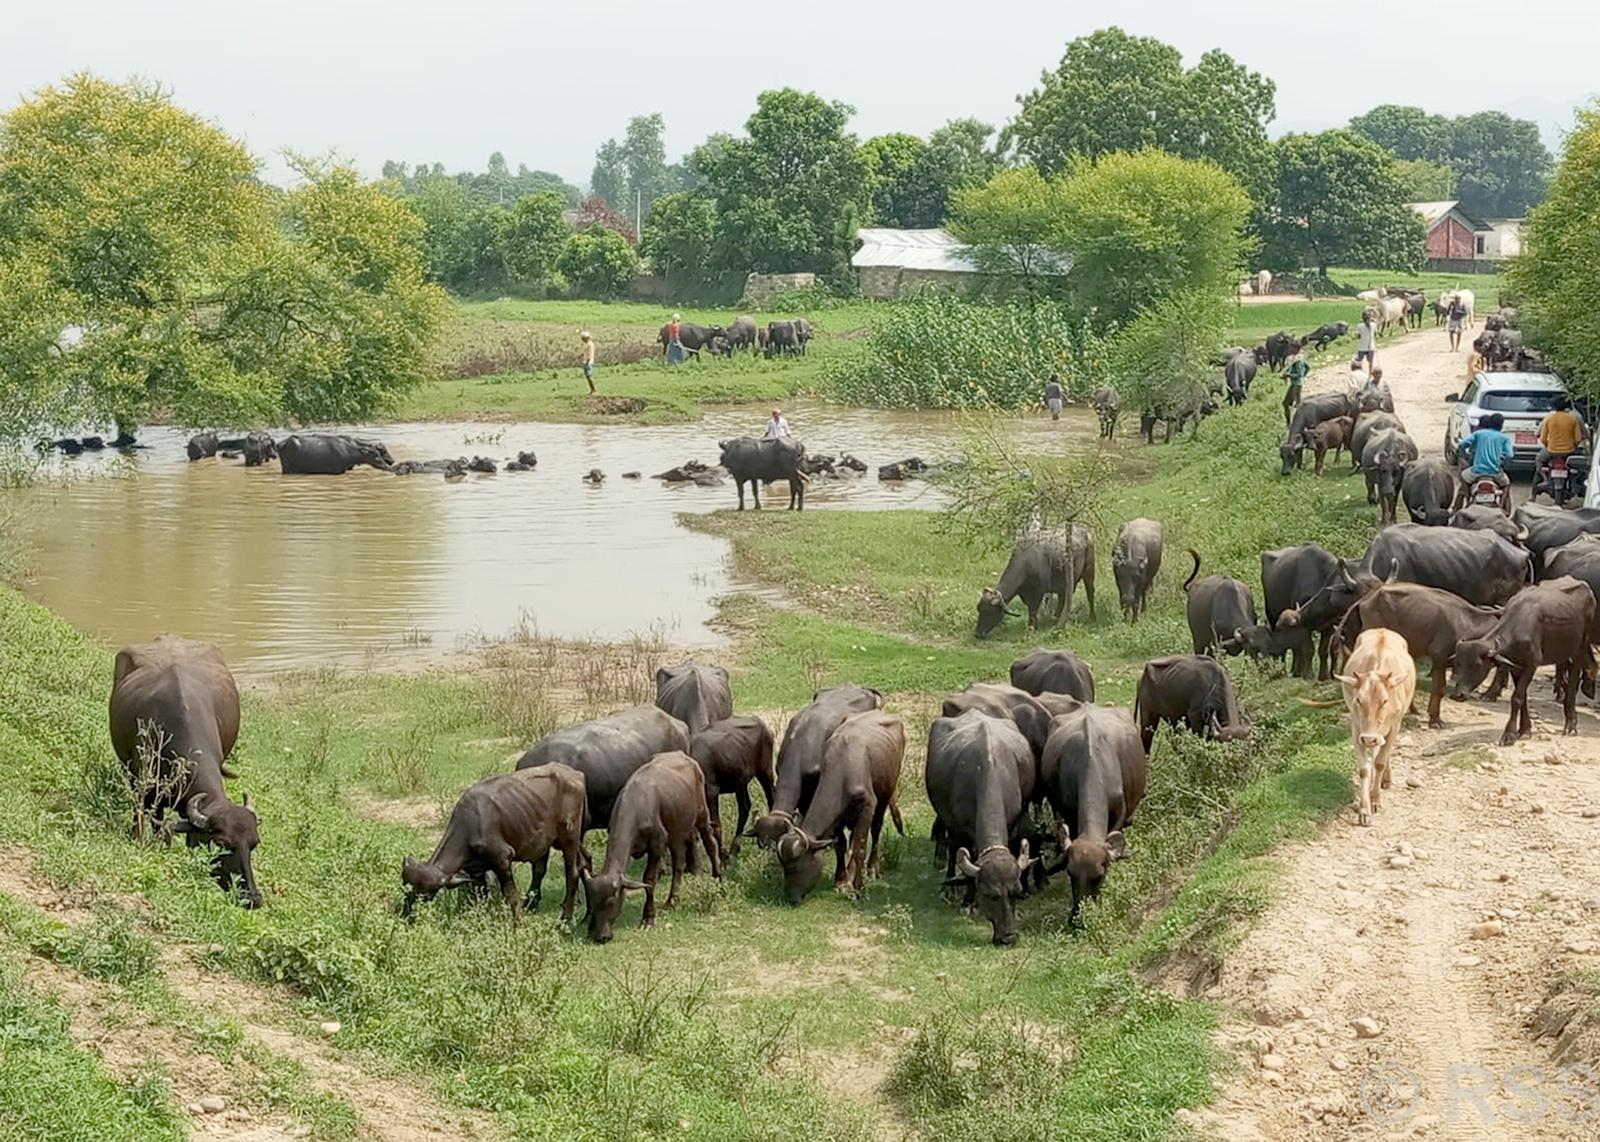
7 402 1095 672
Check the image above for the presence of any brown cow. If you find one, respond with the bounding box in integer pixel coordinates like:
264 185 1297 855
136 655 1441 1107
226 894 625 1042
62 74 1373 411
1452 577 1597 746
776 711 906 902
1337 629 1416 826
1307 416 1354 476
687 716 775 861
1134 655 1249 752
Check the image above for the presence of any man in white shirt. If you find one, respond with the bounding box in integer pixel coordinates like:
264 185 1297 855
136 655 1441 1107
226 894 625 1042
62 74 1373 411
764 408 791 439
1356 313 1377 372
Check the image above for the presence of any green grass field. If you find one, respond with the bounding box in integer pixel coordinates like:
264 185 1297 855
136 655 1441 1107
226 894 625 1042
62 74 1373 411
1327 266 1506 301
0 378 1380 1139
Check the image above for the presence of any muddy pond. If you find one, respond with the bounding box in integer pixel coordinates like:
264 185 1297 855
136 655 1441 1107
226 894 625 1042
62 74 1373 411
9 402 1095 672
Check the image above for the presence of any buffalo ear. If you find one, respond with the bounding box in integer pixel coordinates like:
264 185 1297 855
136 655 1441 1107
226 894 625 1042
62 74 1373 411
655 667 671 687
808 835 834 853
1054 819 1071 849
242 792 256 818
1106 831 1130 861
954 847 981 879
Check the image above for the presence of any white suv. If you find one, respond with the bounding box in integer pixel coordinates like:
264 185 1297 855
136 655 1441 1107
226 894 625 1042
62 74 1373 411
1444 370 1571 473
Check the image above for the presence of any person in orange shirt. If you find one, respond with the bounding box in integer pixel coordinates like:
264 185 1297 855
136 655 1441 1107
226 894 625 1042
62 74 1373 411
1534 394 1586 499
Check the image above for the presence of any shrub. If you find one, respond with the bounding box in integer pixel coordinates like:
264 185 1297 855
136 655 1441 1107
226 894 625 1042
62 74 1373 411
558 225 641 299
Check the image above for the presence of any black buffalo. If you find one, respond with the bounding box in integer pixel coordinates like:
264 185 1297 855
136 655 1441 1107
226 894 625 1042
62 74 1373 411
751 683 883 847
1282 392 1356 474
1040 703 1146 923
514 705 690 835
1224 350 1258 406
1263 543 1364 679
1359 524 1530 606
1361 428 1418 527
1112 518 1163 622
718 436 807 510
1402 458 1458 525
1135 655 1249 751
976 535 1068 638
1302 321 1349 349
654 661 732 735
277 433 393 475
1009 648 1096 702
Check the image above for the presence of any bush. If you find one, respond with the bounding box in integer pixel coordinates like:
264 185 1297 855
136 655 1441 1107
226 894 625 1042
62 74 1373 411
826 290 1110 409
558 225 640 299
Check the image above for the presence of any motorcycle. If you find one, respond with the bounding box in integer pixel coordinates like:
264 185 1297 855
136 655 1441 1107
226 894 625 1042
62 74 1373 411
1551 454 1572 507
1533 450 1590 507
1469 474 1510 512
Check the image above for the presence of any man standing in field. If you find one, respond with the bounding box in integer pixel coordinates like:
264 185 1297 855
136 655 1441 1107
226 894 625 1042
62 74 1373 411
1042 374 1065 421
580 331 596 394
1284 349 1309 427
665 312 685 366
1355 312 1377 373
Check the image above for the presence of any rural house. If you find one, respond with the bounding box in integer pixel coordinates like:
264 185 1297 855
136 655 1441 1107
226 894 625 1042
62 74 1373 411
1476 218 1526 259
852 228 980 299
1409 200 1492 266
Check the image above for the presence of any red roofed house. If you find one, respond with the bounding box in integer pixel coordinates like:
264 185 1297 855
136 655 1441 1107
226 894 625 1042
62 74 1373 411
1410 201 1491 261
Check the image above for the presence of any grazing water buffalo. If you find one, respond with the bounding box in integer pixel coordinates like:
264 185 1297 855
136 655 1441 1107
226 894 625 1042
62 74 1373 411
942 682 1055 770
1361 428 1418 526
776 711 905 903
1336 582 1506 727
924 711 1036 946
1282 392 1356 473
277 433 393 475
718 435 806 510
1360 524 1530 606
1402 458 1459 525
725 316 759 352
1450 505 1527 547
401 764 586 920
689 716 775 861
654 661 732 734
1112 518 1163 622
1009 648 1096 702
515 706 690 835
1303 321 1349 349
1092 387 1121 439
1182 549 1262 658
751 684 883 847
658 321 723 357
109 637 260 908
1452 577 1596 746
582 752 721 943
1263 543 1365 679
1337 629 1417 826
1306 416 1353 476
976 534 1069 638
1135 655 1249 751
1224 351 1258 406
1040 703 1146 923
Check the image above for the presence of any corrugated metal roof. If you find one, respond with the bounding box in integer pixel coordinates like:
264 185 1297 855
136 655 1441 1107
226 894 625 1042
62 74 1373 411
1408 200 1492 232
852 227 978 272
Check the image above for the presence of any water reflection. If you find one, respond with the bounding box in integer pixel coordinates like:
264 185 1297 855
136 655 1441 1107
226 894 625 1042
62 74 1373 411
8 402 1095 671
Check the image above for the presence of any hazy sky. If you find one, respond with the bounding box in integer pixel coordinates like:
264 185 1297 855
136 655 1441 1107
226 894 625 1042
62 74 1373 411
6 0 1595 186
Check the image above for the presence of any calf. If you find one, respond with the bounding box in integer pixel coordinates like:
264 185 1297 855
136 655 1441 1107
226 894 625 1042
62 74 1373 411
401 764 586 920
516 705 689 836
1112 517 1163 622
1337 582 1506 727
1307 416 1353 476
688 715 775 861
582 751 722 943
1452 577 1597 746
654 661 733 734
924 711 1036 946
1009 648 1096 702
1040 703 1147 923
1337 629 1417 826
1135 655 1250 751
1281 392 1355 474
750 683 882 846
976 535 1068 637
776 711 906 902
109 637 260 908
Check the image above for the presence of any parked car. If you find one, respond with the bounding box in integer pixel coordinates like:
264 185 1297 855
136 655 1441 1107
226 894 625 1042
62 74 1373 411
1444 370 1577 474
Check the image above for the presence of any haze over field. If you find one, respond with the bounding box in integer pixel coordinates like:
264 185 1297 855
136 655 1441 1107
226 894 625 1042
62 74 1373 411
4 0 1593 182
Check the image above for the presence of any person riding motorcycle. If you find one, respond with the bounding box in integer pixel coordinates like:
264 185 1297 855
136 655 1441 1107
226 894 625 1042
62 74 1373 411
1454 412 1514 514
1533 395 1586 501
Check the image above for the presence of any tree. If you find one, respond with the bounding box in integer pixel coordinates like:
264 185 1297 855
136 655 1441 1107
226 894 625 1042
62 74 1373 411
1111 289 1232 430
559 225 640 299
1053 150 1253 326
500 191 570 290
1010 28 1276 201
924 119 1002 199
1392 158 1457 202
948 168 1063 290
860 132 936 228
590 139 627 208
1507 105 1600 395
623 113 672 215
640 192 717 282
1265 130 1426 276
571 196 637 244
698 88 868 277
0 75 443 433
1447 111 1551 217
1349 104 1451 163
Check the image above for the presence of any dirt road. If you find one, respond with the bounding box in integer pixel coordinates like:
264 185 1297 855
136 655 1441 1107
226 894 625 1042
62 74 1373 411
1193 326 1600 1140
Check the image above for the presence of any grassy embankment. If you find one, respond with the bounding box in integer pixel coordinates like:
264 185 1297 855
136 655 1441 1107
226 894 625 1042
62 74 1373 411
1 376 1382 1140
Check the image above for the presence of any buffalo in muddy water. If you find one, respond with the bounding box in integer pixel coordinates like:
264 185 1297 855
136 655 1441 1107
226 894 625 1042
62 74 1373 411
718 436 807 510
277 433 393 475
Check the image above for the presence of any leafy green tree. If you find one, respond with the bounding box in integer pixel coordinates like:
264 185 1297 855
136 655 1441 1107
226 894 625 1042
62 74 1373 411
1447 111 1551 217
698 88 868 277
1111 289 1232 429
1392 158 1457 202
559 225 640 298
624 113 672 214
640 192 717 282
590 139 627 209
1349 104 1451 163
500 191 570 290
1507 105 1600 394
1053 150 1253 326
1265 130 1426 276
948 167 1063 290
860 133 937 227
924 119 1002 200
405 175 473 283
1010 27 1276 201
454 206 510 294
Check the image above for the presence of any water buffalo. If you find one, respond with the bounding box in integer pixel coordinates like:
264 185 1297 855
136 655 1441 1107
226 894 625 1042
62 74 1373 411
776 711 905 903
751 683 883 847
1303 321 1349 349
1361 428 1418 526
1263 543 1364 679
1452 577 1596 746
688 716 775 861
582 751 722 943
514 706 690 835
1224 351 1258 406
1261 331 1300 373
1282 392 1356 473
1040 703 1146 923
718 436 806 510
942 682 1055 766
186 431 220 461
109 637 260 908
1402 458 1458 525
1009 649 1096 702
658 321 724 358
277 433 393 475
1336 582 1507 727
924 710 1036 946
1135 655 1249 751
654 661 732 735
765 321 802 357
400 764 586 921
1359 525 1530 607
976 535 1069 638
1349 411 1406 472
1541 539 1600 642
1092 387 1121 439
240 432 277 466
1523 512 1600 578
794 318 813 354
1112 518 1163 622
725 316 759 352
1450 505 1527 547
1182 549 1259 657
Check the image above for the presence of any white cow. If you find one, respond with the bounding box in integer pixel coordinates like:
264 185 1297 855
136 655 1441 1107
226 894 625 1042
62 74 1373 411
1373 296 1408 335
1356 287 1387 303
1256 269 1273 296
1442 288 1476 328
1337 628 1416 826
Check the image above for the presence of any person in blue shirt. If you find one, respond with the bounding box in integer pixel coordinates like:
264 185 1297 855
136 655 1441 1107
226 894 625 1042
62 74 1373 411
1454 412 1513 512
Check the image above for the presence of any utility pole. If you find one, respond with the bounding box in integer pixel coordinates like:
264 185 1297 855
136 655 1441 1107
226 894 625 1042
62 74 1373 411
636 189 642 239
